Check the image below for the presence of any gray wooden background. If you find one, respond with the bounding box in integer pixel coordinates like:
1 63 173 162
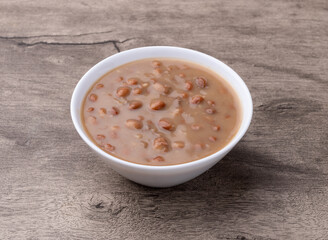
1 0 327 239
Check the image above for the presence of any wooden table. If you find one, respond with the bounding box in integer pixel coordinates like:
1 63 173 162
1 1 327 239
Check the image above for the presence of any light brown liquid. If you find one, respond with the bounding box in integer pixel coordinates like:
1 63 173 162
82 58 241 166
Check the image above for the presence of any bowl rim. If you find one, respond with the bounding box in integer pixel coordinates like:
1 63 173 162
70 46 253 170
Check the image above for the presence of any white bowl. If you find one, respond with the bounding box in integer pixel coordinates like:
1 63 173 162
71 46 253 187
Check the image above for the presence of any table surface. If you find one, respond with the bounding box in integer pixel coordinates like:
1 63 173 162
1 1 327 239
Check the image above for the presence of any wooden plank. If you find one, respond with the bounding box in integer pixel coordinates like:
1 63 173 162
0 0 327 239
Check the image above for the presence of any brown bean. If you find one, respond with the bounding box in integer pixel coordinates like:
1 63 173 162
96 134 105 140
99 108 107 116
96 83 104 89
209 136 217 142
152 60 161 67
190 95 204 104
207 100 215 106
116 87 130 97
105 143 115 151
129 101 143 110
87 107 94 112
153 137 169 152
153 82 169 94
138 115 145 121
150 100 166 110
152 156 165 162
89 94 98 102
153 68 162 75
125 119 143 129
127 78 138 85
213 125 221 131
173 141 185 149
110 107 120 116
133 87 142 95
180 92 189 98
185 81 193 91
195 76 207 88
205 108 216 114
158 119 174 131
191 124 201 130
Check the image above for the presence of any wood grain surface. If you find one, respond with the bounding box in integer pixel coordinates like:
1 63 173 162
0 0 327 239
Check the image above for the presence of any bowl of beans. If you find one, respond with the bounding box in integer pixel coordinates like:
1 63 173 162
71 46 253 187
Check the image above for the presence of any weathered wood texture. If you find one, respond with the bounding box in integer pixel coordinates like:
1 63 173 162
0 0 327 239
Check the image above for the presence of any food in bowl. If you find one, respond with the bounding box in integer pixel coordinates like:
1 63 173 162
81 58 241 166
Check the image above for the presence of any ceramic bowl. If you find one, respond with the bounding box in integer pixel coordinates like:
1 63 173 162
71 46 253 187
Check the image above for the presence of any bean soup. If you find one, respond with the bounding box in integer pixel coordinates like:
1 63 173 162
82 58 241 166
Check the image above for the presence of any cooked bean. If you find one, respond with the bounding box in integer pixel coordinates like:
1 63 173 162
152 156 165 162
158 119 174 131
153 82 169 94
133 87 142 95
209 136 217 142
153 68 162 75
89 94 98 102
127 78 138 85
105 143 115 151
126 119 143 129
152 60 161 67
129 101 143 110
205 108 216 114
185 81 193 91
116 87 130 97
180 92 189 98
138 115 145 121
153 137 169 152
195 76 207 88
96 83 104 89
173 141 185 149
87 107 94 112
213 125 221 131
207 100 215 106
96 134 105 140
190 95 204 104
99 108 107 116
150 100 166 110
110 107 120 116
